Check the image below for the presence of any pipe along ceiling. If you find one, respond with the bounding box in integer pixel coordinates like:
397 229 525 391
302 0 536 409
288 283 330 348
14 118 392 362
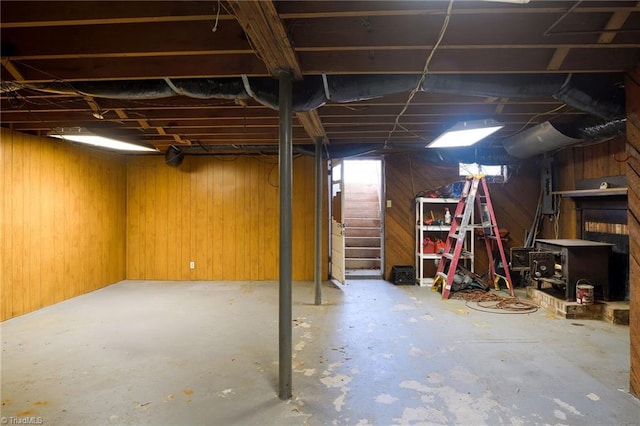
2 73 626 161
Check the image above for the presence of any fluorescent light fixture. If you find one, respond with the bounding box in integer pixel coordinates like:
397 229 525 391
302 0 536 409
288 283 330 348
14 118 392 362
426 119 504 148
483 0 530 3
49 128 156 152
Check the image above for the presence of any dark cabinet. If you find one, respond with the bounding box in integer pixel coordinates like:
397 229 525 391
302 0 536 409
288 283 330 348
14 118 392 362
535 239 613 301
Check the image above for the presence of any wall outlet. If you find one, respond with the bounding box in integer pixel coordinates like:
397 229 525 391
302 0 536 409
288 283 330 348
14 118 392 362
189 261 196 269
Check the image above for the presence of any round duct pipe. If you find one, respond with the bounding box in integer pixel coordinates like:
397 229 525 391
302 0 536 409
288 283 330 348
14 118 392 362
165 145 185 167
502 121 583 159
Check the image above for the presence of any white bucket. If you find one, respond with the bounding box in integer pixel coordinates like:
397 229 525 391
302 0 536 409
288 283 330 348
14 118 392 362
576 284 594 305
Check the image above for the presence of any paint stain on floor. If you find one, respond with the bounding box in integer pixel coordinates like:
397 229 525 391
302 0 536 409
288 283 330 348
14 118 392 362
586 393 600 401
553 398 583 416
375 393 398 404
320 373 353 388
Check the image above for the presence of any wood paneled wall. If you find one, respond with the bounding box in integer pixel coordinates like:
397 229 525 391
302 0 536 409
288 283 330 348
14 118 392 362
1 128 127 321
384 154 539 281
547 136 627 240
126 155 326 281
626 68 640 397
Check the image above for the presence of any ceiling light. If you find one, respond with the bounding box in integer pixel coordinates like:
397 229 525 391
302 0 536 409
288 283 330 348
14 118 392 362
49 128 157 152
426 119 504 148
483 0 530 3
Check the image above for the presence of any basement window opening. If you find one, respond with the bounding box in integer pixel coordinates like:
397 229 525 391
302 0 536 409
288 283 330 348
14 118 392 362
459 163 508 183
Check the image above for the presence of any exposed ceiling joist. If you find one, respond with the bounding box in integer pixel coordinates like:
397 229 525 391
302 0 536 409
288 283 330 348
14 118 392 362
226 0 328 143
1 58 25 81
225 0 302 79
598 2 638 43
546 47 571 71
0 1 633 155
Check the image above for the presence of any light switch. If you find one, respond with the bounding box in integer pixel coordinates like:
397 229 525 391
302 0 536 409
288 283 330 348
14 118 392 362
386 200 392 208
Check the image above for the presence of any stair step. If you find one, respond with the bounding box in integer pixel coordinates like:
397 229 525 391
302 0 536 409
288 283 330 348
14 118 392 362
345 237 381 247
345 227 381 238
346 247 380 257
343 210 380 219
345 183 379 192
345 218 381 227
345 258 381 269
344 193 380 202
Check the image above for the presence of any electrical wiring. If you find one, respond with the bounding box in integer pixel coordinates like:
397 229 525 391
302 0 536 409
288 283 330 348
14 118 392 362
408 155 416 198
451 289 540 314
613 152 631 163
211 0 221 33
384 0 454 148
500 103 567 139
543 0 584 37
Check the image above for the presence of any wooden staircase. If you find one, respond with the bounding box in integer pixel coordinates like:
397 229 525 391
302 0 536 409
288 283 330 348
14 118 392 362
343 182 381 270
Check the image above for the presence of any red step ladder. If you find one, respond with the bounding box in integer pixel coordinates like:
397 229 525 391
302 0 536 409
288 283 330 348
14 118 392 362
434 175 514 299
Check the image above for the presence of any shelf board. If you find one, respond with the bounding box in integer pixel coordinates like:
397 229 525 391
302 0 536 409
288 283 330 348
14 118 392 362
415 197 460 203
417 253 441 259
553 188 627 198
417 225 451 231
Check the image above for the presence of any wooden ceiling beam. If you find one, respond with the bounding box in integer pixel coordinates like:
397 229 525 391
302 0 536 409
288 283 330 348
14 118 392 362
298 48 637 75
226 0 328 143
5 50 255 61
0 15 233 29
277 6 640 20
1 58 25 81
84 96 104 119
296 111 328 141
8 55 270 82
1 20 250 59
9 48 636 82
134 117 188 145
7 43 638 62
225 0 302 79
5 5 637 28
295 43 640 53
597 2 638 44
547 47 571 71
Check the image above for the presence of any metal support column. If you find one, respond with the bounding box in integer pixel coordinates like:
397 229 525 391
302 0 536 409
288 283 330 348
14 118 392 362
314 136 323 305
278 70 293 400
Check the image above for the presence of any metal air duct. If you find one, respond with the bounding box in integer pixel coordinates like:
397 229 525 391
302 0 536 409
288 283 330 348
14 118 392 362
503 118 626 159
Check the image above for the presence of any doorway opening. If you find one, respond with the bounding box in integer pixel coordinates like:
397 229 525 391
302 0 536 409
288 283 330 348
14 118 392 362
343 159 383 279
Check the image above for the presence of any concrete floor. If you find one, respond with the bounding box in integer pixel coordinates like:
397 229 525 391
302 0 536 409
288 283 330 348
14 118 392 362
1 279 638 426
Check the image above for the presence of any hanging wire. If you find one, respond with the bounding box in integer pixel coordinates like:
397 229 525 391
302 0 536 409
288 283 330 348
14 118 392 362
500 103 567 138
408 154 416 198
221 2 266 64
383 0 454 148
543 0 584 36
212 0 221 32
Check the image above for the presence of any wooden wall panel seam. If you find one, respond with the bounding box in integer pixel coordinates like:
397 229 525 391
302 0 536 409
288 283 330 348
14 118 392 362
1 128 127 321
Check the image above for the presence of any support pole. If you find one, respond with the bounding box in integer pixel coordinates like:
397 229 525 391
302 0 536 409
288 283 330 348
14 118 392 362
278 70 293 400
314 136 323 305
